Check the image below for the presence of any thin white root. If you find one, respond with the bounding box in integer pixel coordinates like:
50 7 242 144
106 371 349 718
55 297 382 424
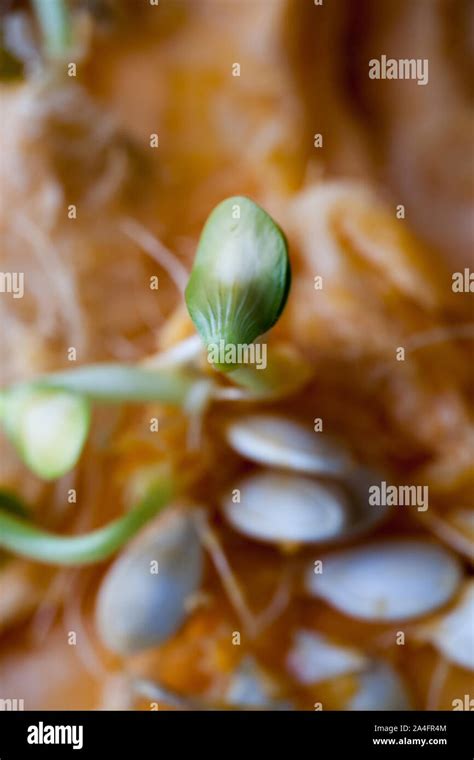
212 386 258 401
405 324 474 353
425 655 450 710
183 380 215 450
61 571 108 679
120 217 189 292
13 212 86 354
193 510 257 637
369 323 474 384
143 335 203 369
416 511 474 564
29 568 73 644
253 575 291 633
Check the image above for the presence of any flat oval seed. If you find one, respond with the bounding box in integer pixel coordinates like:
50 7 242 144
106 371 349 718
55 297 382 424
222 470 349 544
347 660 412 711
286 630 368 685
96 509 203 655
417 581 474 671
225 414 351 476
306 540 462 621
224 656 287 709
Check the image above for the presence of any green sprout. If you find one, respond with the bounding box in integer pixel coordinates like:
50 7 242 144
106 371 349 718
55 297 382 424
33 363 197 404
0 196 293 566
0 479 173 566
0 365 198 481
31 0 72 61
185 196 290 372
2 386 91 481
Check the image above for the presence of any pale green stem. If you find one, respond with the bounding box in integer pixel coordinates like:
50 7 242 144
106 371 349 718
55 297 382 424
228 366 276 396
28 364 196 404
32 0 72 60
0 389 6 421
0 480 173 566
226 343 311 398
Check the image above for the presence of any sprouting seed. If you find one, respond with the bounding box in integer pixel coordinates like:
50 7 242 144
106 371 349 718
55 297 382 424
95 509 203 655
221 470 350 544
2 385 90 480
305 540 462 621
185 196 290 372
225 414 352 476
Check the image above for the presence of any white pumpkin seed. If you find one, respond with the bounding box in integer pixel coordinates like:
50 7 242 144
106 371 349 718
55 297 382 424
95 508 203 655
224 656 290 709
225 414 351 476
306 540 462 621
286 630 368 685
221 467 388 545
347 660 412 711
416 581 474 671
132 677 209 711
222 470 349 544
